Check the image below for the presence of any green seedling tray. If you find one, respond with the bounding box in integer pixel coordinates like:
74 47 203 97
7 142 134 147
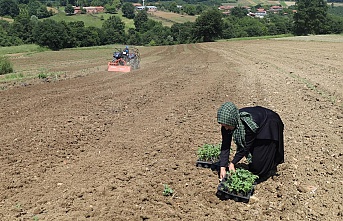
216 178 255 203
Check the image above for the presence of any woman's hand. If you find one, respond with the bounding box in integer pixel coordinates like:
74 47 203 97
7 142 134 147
220 163 236 180
220 167 226 180
228 162 235 172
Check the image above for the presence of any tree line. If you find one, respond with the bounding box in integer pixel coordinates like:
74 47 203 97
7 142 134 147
0 0 342 50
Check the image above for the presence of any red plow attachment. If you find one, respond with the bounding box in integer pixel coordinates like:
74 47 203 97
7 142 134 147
107 62 131 72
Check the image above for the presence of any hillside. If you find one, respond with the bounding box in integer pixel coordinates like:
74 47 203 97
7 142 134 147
45 1 295 28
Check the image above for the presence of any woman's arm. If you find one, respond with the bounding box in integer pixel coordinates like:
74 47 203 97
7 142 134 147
231 126 256 164
219 126 232 167
219 126 232 179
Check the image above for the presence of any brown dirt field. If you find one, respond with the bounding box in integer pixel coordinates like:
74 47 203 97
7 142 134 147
1 36 342 221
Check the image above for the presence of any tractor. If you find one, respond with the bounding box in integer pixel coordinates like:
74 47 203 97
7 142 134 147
108 47 140 72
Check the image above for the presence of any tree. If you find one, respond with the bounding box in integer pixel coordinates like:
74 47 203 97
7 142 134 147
68 0 77 6
112 0 122 10
222 16 249 39
293 0 329 35
17 0 29 4
28 0 51 18
63 21 101 47
166 2 180 14
171 22 195 44
101 15 126 45
265 14 293 35
231 7 249 18
194 9 223 42
183 4 196 16
127 28 142 45
104 4 117 14
326 14 343 34
134 10 148 32
122 2 135 19
62 21 84 47
33 19 69 50
83 27 102 46
0 21 23 46
143 22 173 46
222 19 240 39
238 17 268 37
91 0 102 6
9 12 35 43
65 4 74 15
0 0 19 18
195 4 206 15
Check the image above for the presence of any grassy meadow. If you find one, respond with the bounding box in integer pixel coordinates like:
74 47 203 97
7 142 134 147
48 9 197 28
148 11 198 27
0 45 48 56
48 7 135 29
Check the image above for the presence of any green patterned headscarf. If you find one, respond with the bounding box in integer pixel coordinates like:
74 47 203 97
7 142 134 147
217 102 259 151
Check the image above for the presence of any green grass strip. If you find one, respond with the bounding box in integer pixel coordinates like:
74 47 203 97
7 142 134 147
0 45 48 56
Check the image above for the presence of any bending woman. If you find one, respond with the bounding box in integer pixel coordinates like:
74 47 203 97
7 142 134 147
217 102 284 182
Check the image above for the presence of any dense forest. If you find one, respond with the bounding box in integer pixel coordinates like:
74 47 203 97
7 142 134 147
0 0 342 50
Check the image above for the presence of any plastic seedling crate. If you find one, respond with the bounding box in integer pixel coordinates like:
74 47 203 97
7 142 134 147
196 159 220 170
216 177 255 203
196 144 221 170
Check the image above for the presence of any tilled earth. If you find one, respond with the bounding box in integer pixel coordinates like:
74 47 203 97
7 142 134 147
1 36 342 221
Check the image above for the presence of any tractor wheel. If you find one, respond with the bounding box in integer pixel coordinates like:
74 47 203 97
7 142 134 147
135 61 140 69
131 58 137 69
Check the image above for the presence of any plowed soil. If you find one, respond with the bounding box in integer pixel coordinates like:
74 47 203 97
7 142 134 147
1 36 342 221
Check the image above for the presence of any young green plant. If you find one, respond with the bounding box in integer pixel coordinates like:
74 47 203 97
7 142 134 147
197 143 221 162
222 168 259 195
163 184 174 196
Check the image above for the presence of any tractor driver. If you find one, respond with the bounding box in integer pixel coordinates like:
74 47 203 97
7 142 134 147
123 46 129 55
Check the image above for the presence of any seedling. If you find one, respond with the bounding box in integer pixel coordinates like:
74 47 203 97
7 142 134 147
163 184 174 196
221 168 259 195
197 143 221 162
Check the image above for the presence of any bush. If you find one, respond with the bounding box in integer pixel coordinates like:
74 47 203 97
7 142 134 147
0 56 13 75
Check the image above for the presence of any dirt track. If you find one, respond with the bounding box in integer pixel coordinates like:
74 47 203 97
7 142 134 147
1 36 342 220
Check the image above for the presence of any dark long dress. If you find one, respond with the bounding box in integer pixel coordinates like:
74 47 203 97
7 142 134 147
219 106 284 177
